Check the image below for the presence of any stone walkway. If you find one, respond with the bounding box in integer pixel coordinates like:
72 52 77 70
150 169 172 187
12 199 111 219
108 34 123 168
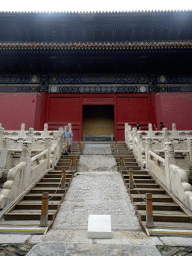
1 143 192 255
50 143 141 232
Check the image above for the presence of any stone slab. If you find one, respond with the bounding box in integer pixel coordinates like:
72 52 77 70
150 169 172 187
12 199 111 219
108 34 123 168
26 243 162 256
88 215 112 239
0 234 30 243
28 231 163 246
159 237 192 246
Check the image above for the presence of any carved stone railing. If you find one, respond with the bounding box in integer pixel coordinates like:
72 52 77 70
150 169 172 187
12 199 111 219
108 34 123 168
147 142 192 211
131 129 146 167
0 132 63 209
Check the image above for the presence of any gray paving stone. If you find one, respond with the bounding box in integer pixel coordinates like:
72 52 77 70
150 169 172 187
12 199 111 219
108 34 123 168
0 235 30 244
159 237 192 246
26 243 162 256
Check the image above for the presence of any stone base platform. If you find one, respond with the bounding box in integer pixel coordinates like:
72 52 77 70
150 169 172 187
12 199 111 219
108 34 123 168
26 243 161 256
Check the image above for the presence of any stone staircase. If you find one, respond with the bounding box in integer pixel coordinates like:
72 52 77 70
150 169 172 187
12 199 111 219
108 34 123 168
0 142 80 234
114 142 192 236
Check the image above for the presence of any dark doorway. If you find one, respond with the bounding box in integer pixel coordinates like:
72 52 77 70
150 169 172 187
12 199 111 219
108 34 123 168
82 105 114 137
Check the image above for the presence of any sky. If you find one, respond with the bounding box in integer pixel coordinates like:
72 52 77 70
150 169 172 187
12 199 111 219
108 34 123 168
0 0 192 12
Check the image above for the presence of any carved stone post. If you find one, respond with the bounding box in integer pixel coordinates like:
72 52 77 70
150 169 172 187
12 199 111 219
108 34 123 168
148 123 154 137
21 141 32 162
58 127 64 152
127 125 133 150
146 138 153 169
44 137 52 169
21 141 32 188
20 123 25 138
68 123 72 131
125 123 128 145
172 123 178 137
164 142 175 190
137 132 145 167
163 128 170 144
0 127 4 149
43 123 49 137
28 128 34 142
187 138 192 163
0 137 10 169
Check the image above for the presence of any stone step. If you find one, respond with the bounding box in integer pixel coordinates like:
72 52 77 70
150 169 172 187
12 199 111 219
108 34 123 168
126 174 152 179
117 162 139 166
127 183 160 189
15 200 60 210
137 210 190 223
30 188 65 194
129 188 165 194
24 193 64 201
135 202 180 211
131 194 172 202
5 209 57 221
122 170 148 175
123 178 156 183
35 182 62 187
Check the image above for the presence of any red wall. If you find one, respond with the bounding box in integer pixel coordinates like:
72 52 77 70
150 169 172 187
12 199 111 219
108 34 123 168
0 93 42 130
156 93 192 130
45 94 156 141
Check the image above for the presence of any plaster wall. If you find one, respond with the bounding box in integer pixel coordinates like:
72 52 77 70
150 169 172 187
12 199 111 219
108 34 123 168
0 93 42 130
155 93 192 130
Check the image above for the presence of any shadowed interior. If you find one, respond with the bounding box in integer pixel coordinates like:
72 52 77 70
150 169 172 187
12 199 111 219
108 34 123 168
82 105 114 136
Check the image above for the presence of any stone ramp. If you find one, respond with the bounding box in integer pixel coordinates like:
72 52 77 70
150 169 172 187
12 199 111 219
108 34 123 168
26 243 161 256
51 171 141 231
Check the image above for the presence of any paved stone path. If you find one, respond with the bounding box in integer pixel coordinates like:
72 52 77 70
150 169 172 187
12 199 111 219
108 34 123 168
51 143 141 232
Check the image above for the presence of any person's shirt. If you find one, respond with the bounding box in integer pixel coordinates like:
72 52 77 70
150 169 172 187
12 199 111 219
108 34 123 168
136 124 141 130
63 130 73 138
160 124 164 130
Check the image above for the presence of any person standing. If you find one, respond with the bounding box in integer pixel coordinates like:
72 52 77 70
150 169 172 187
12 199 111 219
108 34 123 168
136 122 141 131
160 122 164 130
63 126 73 155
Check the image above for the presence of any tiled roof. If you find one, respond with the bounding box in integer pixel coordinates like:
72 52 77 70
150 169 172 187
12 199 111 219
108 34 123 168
0 11 192 43
0 41 191 50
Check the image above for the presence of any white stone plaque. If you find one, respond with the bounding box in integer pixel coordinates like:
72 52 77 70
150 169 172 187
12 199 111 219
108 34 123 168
88 215 112 239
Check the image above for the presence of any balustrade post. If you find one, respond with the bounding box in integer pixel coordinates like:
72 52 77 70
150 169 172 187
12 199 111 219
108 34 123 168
146 138 153 169
61 169 66 189
40 192 49 227
127 125 133 150
129 168 134 189
68 123 72 131
148 123 154 137
0 127 4 149
20 141 32 187
20 123 25 138
146 193 154 228
187 138 192 163
28 128 34 142
44 123 49 137
164 142 175 190
0 137 10 169
44 137 52 169
172 123 178 137
163 128 170 143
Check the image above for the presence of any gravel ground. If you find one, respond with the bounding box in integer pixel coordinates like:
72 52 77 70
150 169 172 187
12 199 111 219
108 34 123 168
78 155 117 172
83 144 112 155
